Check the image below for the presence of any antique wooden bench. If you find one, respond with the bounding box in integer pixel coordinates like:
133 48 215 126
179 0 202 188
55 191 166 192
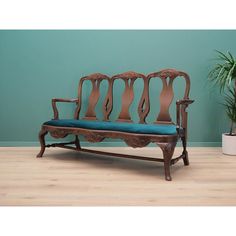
37 69 194 181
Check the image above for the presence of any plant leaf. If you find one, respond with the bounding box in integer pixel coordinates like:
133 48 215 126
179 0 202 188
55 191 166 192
228 51 235 63
215 50 233 64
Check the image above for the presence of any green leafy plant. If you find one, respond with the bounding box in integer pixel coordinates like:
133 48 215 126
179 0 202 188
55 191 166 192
208 50 236 135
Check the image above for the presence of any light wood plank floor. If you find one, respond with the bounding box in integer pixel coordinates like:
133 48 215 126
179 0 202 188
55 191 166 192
0 147 236 206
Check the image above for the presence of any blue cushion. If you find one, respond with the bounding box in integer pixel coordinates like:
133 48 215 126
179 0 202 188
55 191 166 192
44 119 177 135
44 119 176 135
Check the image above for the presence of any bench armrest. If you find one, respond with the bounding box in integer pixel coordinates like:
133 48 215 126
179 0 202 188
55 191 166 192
52 98 79 119
176 99 194 135
176 99 194 106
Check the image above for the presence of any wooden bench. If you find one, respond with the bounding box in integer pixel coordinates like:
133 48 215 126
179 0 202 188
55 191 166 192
37 69 194 181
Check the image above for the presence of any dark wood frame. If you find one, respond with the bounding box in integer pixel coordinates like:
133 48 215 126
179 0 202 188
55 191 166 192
37 69 194 181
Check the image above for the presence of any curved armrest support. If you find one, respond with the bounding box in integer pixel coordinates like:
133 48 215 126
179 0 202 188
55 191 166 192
176 99 194 136
52 98 79 119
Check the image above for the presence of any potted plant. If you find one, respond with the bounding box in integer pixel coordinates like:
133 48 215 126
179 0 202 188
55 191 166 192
208 50 236 155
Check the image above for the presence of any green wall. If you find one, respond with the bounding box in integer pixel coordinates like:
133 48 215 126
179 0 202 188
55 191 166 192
0 30 234 146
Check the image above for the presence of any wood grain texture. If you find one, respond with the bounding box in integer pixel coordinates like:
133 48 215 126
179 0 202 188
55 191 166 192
1 147 236 206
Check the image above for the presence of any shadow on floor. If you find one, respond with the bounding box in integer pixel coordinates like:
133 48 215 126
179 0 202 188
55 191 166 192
40 148 186 180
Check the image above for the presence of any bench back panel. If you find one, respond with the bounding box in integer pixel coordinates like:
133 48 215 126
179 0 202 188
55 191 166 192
147 69 190 124
74 69 190 124
112 72 146 123
74 73 111 120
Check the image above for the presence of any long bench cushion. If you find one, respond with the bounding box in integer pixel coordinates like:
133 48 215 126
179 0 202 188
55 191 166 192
44 119 177 135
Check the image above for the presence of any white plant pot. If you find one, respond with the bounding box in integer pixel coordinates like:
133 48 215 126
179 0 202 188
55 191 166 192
222 133 236 155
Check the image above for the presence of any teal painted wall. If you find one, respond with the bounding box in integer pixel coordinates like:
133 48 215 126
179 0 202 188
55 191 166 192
0 30 235 146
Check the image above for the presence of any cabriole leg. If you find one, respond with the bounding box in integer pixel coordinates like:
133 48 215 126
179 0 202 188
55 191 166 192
157 142 176 181
181 136 189 166
37 128 48 158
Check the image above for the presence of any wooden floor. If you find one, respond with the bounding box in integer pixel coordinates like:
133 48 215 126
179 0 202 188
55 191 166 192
0 147 236 206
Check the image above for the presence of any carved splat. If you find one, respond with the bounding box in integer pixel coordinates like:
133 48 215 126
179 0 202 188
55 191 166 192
147 69 191 124
112 71 146 122
157 76 175 122
84 79 102 119
74 73 110 120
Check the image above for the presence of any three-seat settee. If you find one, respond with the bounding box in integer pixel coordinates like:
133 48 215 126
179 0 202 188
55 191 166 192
37 69 194 181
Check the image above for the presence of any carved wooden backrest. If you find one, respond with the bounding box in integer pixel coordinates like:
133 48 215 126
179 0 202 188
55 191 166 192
145 69 190 124
74 73 111 120
74 69 190 124
112 71 146 123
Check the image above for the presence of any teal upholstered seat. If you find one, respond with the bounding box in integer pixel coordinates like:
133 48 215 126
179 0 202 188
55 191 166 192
44 119 177 135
